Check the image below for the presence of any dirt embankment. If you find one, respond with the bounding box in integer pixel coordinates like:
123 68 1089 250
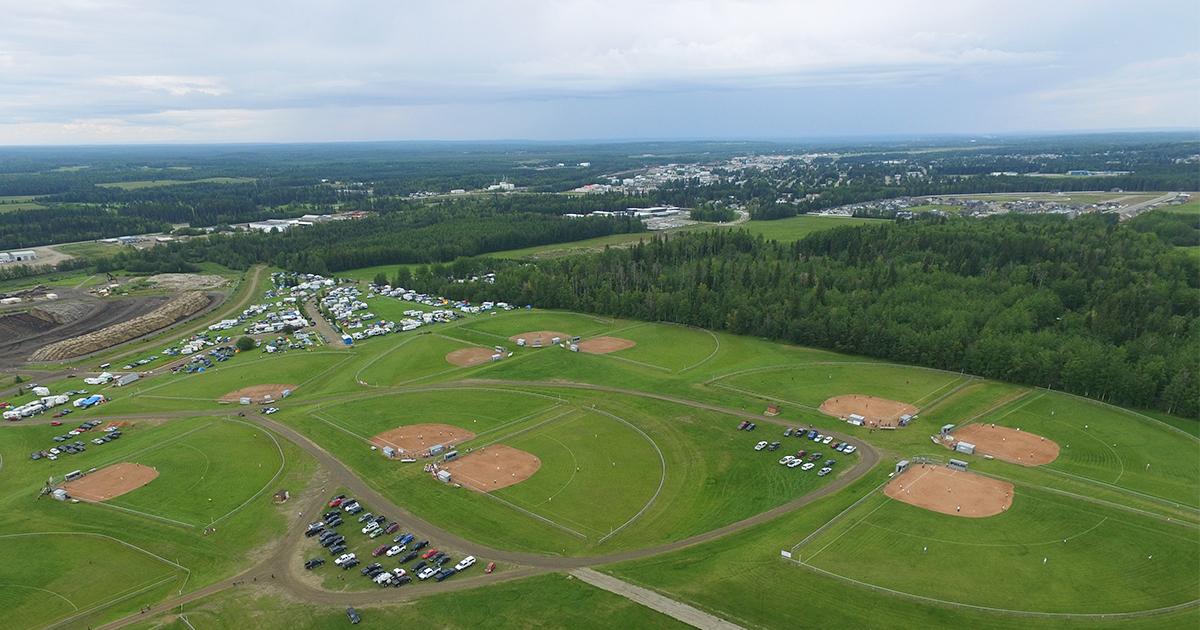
31 291 211 361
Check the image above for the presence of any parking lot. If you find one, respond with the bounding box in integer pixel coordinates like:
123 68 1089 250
302 492 492 591
739 421 857 477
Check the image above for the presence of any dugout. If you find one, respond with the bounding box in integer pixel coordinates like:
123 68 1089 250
948 458 969 471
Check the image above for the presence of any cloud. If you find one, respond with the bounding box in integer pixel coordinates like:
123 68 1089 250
99 75 229 96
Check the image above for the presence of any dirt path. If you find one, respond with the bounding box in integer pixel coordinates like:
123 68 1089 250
305 296 347 349
570 568 744 630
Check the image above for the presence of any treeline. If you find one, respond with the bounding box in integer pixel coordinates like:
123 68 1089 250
1129 210 1200 247
102 208 643 275
413 215 1200 418
0 207 173 249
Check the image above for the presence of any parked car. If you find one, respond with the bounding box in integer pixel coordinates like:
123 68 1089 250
787 459 803 468
485 561 496 574
434 568 458 582
395 533 414 546
386 545 406 557
328 495 346 507
357 512 374 523
809 452 823 461
767 441 781 451
372 545 390 557
368 528 384 539
393 574 412 586
417 566 438 580
843 445 857 454
399 551 419 563
361 523 380 535
342 558 360 570
262 407 279 415
737 420 749 430
421 548 439 560
305 525 325 538
346 608 360 624
373 572 392 585
778 455 795 465
754 441 768 451
455 556 477 571
304 558 325 570
326 516 343 527
822 435 834 444
334 553 356 566
50 420 63 426
412 561 428 572
783 427 793 437
328 544 347 555
801 462 815 471
384 522 400 534
361 562 382 576
412 540 429 551
796 450 807 458
818 467 832 477
372 515 387 525
824 459 836 467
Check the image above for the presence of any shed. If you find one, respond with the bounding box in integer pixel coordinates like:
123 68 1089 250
239 397 251 405
382 446 396 459
955 441 976 455
52 488 69 501
899 414 913 426
846 414 865 426
895 459 910 474
436 470 452 483
115 373 140 387
429 444 445 456
940 423 955 436
443 450 459 462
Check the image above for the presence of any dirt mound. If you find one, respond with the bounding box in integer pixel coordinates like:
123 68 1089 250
221 384 296 403
31 291 211 361
0 310 59 338
442 445 541 492
446 348 496 367
509 331 572 347
146 273 228 291
578 336 636 354
885 465 1013 518
371 423 475 455
63 462 159 502
820 394 918 428
950 424 1060 466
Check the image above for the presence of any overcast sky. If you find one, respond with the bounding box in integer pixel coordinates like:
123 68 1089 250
0 0 1197 144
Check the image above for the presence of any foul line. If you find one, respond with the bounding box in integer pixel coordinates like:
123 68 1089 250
592 408 668 545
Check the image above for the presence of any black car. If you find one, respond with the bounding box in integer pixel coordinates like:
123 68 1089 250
434 568 458 582
324 510 340 520
371 515 386 525
412 540 429 551
319 530 338 542
361 563 381 576
53 436 67 442
342 558 359 570
30 452 42 460
399 551 418 564
365 567 384 578
304 558 325 570
412 560 427 572
328 544 346 555
305 526 325 538
322 535 345 548
393 575 412 586
346 607 360 624
326 516 343 527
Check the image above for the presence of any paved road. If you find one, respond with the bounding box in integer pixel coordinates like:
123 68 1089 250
1113 191 1179 220
571 568 744 630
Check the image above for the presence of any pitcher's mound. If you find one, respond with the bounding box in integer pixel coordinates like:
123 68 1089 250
885 465 1013 518
578 337 636 354
509 331 571 347
446 348 496 367
951 424 1060 466
371 423 475 456
63 462 159 502
442 445 541 492
220 384 296 403
820 394 918 428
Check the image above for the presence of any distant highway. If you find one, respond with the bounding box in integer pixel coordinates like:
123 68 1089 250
1112 192 1180 221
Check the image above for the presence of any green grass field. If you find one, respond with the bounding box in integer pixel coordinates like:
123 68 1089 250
97 177 256 190
739 215 881 241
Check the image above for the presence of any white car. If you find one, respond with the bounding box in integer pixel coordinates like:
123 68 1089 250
786 459 803 468
361 523 380 535
822 435 834 445
812 433 823 442
373 572 392 585
263 407 279 415
754 441 768 451
68 430 80 436
801 462 815 471
334 553 356 566
778 455 795 465
818 467 832 476
418 566 438 580
455 555 477 571
385 545 405 557
49 448 60 455
342 502 360 512
843 445 857 454
368 528 384 538
392 568 407 578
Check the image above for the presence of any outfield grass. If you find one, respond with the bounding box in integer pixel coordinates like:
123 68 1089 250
128 350 351 406
125 573 687 629
97 177 256 190
0 416 316 629
739 215 881 241
712 362 967 411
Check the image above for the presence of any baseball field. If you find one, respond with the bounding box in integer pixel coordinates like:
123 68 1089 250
0 277 1195 629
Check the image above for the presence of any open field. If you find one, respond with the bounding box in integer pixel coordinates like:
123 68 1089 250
739 215 881 240
97 177 256 190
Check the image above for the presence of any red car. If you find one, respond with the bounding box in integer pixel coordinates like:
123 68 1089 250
372 544 389 557
484 562 496 574
328 496 345 508
50 421 63 426
421 548 439 560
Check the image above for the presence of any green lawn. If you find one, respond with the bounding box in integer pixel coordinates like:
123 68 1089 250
126 573 687 629
739 215 881 241
97 177 256 190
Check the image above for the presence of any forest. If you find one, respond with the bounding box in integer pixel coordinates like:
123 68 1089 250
409 214 1200 418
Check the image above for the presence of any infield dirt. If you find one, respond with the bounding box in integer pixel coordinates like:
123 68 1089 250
509 330 572 347
441 444 541 492
370 423 476 455
578 336 636 354
951 424 1060 466
220 383 296 402
63 462 159 501
820 394 918 428
445 347 496 367
885 464 1013 518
